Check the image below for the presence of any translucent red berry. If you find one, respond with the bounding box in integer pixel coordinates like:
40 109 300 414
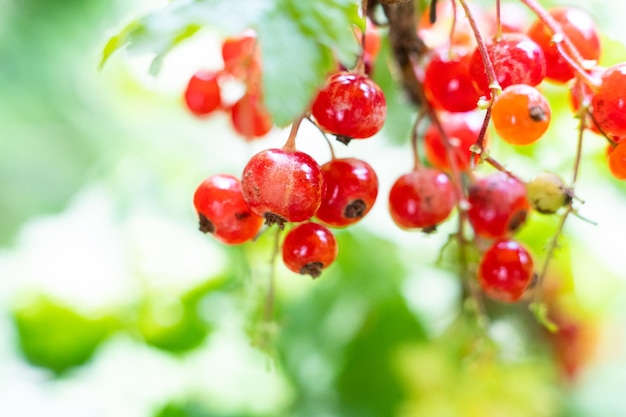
282 222 338 278
607 142 626 180
388 168 456 232
591 63 626 138
241 148 325 227
193 174 264 245
478 238 534 303
491 84 551 145
311 71 386 142
424 48 480 113
230 92 273 139
222 29 257 79
468 172 530 238
424 111 486 171
527 7 600 83
469 33 546 97
315 158 379 228
184 70 222 117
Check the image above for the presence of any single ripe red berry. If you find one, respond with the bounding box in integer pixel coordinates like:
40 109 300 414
388 168 456 232
230 92 273 139
222 29 257 79
469 33 546 97
591 63 626 138
282 222 338 278
311 71 386 142
423 47 480 113
468 172 530 239
607 141 626 180
184 70 222 117
241 148 325 227
491 84 551 145
315 158 379 228
527 7 600 83
423 111 487 172
193 174 264 245
478 238 534 303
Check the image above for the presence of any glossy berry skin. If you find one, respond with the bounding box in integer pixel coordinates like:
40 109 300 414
424 48 480 113
527 7 600 83
311 71 386 141
478 238 534 303
468 172 530 239
607 142 626 180
316 158 379 228
184 70 222 117
388 168 456 231
424 111 486 171
492 84 551 145
469 33 546 97
230 93 273 139
193 174 263 245
241 148 325 226
282 222 338 278
591 63 626 138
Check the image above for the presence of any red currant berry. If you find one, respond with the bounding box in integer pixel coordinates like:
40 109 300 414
491 84 551 145
230 92 273 139
591 63 626 138
222 29 257 79
311 71 386 142
315 158 379 228
469 33 546 97
527 7 600 83
468 172 530 238
282 222 338 278
241 148 325 227
193 174 264 245
478 238 534 303
424 111 487 172
424 47 480 113
184 70 222 117
388 168 456 232
607 141 626 180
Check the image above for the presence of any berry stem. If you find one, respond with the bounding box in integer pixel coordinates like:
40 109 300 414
554 39 600 88
447 0 458 57
519 0 596 85
283 116 304 152
263 226 282 324
307 116 337 160
495 0 503 41
458 0 501 96
484 155 526 183
411 111 427 170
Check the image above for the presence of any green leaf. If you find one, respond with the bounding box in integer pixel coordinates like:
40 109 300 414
284 0 361 65
257 11 336 126
12 297 117 375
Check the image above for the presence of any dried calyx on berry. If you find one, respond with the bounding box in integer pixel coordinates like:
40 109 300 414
526 172 573 214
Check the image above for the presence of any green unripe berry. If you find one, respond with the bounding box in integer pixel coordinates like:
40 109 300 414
526 172 572 214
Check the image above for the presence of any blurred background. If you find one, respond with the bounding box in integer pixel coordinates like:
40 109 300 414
1 0 626 416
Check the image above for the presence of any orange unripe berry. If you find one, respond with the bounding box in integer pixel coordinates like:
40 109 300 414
492 84 551 145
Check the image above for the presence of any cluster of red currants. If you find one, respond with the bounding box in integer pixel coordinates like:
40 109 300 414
193 22 386 278
402 2 625 303
191 1 626 303
183 29 273 140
